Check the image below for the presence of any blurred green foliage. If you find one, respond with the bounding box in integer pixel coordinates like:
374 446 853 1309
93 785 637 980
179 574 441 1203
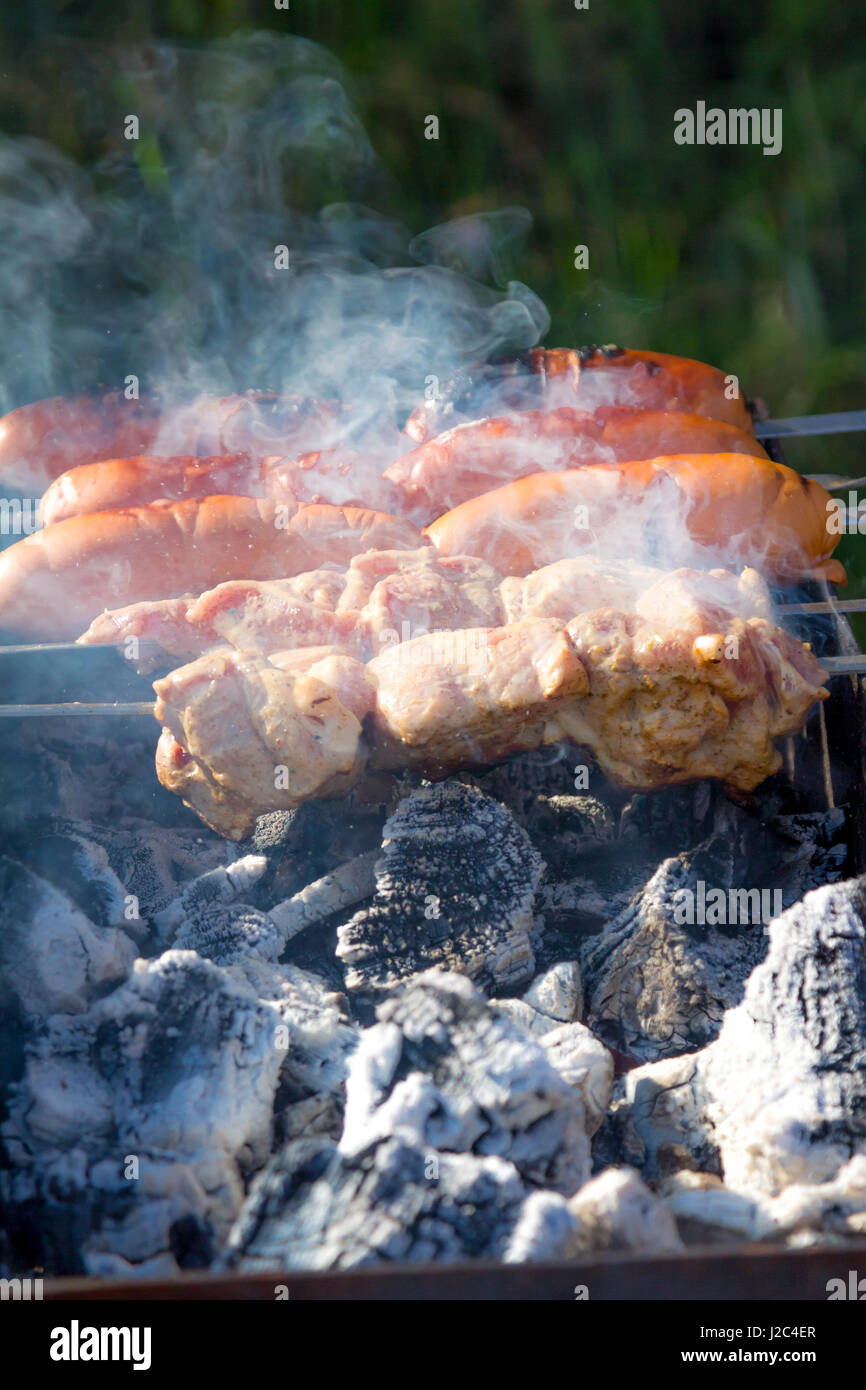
1 0 864 602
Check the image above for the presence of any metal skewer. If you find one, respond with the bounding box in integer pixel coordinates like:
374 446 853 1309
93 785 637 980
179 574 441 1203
755 409 866 439
0 701 156 717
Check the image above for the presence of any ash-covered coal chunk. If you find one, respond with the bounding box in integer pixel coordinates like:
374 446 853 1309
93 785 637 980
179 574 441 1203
223 969 604 1272
336 782 543 996
580 838 769 1064
625 876 866 1199
4 815 234 927
579 803 847 1063
0 857 137 1019
242 792 393 908
342 970 592 1193
173 903 282 966
1 942 357 1276
223 1135 574 1271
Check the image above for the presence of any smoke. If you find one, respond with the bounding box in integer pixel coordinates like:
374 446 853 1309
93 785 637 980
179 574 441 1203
0 31 548 427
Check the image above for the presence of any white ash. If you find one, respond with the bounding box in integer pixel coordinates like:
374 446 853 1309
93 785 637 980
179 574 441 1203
524 960 583 1022
0 858 137 1018
154 854 270 940
660 1157 866 1248
540 1023 614 1136
1 943 358 1274
567 1167 683 1255
336 782 543 996
339 970 593 1194
624 876 866 1204
224 1135 570 1271
7 815 235 924
502 1190 580 1264
268 850 378 943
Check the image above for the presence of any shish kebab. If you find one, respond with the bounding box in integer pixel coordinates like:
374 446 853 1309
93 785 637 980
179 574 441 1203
0 347 858 837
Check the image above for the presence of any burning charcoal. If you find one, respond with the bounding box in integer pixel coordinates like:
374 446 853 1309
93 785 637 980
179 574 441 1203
626 877 866 1197
173 903 282 966
340 970 592 1193
660 1158 866 1248
566 1167 682 1255
464 748 592 824
502 1190 580 1263
580 838 769 1063
154 854 270 941
224 1135 570 1271
1 948 357 1274
336 782 543 996
524 960 583 1022
0 858 137 1018
0 721 193 829
540 1024 614 1136
268 851 378 943
657 1172 762 1245
5 825 136 933
243 794 392 906
19 816 235 922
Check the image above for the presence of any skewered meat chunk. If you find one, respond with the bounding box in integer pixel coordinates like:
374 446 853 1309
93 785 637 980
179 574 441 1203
78 548 506 663
152 565 827 838
387 407 767 523
404 346 755 442
425 455 845 585
78 548 671 672
0 496 425 640
154 647 373 842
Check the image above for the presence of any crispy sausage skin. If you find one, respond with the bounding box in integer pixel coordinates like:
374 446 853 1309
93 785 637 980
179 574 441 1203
0 496 425 640
41 447 399 525
424 454 845 586
386 407 767 523
40 455 263 526
404 347 755 442
0 390 343 494
0 393 164 493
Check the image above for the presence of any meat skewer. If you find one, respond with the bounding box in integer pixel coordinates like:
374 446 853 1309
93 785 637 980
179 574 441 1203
152 564 828 838
425 454 845 585
385 406 768 523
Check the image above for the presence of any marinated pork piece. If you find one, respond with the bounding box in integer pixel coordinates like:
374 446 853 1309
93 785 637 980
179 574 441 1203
151 566 827 836
366 617 590 775
500 555 666 624
78 547 506 663
154 647 373 840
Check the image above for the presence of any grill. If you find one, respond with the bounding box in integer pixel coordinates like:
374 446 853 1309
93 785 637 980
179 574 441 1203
2 407 866 1298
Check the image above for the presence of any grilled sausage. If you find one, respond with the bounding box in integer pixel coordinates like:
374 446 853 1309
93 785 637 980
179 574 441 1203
0 390 342 494
404 347 755 442
41 445 401 526
40 455 263 526
0 495 424 640
386 407 767 522
424 454 845 585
